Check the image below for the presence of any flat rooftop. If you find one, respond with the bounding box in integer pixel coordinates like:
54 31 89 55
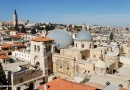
2 61 30 72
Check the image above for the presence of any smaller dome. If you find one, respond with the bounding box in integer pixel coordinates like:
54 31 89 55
76 30 93 41
95 59 107 68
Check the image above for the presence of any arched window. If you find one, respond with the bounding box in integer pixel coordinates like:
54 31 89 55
48 45 51 51
82 44 84 48
90 44 91 48
46 46 48 52
38 45 40 51
56 60 63 72
34 45 36 51
64 63 70 74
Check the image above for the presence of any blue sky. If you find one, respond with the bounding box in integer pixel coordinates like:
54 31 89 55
0 0 130 26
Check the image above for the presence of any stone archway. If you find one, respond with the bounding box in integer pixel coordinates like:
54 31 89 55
34 56 39 64
63 61 70 75
34 56 40 68
56 60 63 72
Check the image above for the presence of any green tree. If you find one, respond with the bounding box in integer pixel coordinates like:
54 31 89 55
0 63 7 89
109 32 114 41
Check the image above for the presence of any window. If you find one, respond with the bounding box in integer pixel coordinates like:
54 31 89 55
76 43 77 47
90 44 91 48
46 46 48 52
48 45 51 51
38 45 40 51
82 43 84 48
48 69 51 73
34 45 36 51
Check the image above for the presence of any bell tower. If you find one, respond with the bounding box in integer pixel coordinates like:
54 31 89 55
13 9 18 29
30 37 54 76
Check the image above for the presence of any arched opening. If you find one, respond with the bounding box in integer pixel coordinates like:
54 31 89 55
64 62 70 75
8 52 12 55
56 60 62 72
38 45 40 51
106 67 110 74
34 45 36 51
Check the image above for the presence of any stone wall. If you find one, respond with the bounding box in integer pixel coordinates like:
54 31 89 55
13 70 43 85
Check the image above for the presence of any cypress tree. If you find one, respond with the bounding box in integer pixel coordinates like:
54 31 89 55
0 63 7 89
109 32 113 41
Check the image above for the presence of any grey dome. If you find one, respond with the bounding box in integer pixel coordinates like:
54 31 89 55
47 29 73 49
76 30 93 41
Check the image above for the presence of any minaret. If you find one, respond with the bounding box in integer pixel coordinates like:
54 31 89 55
13 9 18 29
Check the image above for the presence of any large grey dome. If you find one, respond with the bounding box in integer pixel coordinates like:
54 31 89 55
47 29 73 49
76 30 93 41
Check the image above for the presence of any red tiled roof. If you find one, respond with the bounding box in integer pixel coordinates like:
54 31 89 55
1 43 25 48
18 33 26 36
38 78 96 90
0 55 9 59
2 43 13 48
120 88 128 90
0 30 10 32
0 52 6 55
8 35 21 39
31 37 53 42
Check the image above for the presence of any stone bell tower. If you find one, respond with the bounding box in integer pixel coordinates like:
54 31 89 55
13 9 18 29
30 37 54 76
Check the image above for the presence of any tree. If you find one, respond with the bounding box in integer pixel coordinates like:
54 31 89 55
0 63 8 89
109 32 113 41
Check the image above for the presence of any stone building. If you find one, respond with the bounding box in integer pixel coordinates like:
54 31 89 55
48 28 119 82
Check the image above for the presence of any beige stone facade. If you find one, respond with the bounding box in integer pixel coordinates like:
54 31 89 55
53 34 119 82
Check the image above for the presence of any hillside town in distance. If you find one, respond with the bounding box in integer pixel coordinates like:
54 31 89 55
0 9 130 90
